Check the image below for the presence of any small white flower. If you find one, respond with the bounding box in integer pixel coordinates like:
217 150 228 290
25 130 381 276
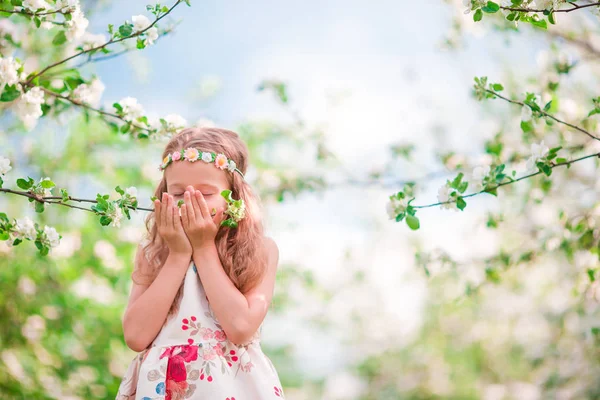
55 0 80 11
15 216 37 240
386 195 409 220
145 27 158 46
525 140 550 172
0 156 11 175
118 97 144 122
150 114 187 137
43 225 60 248
0 56 21 87
521 104 533 121
132 15 151 32
201 152 213 163
437 184 460 212
463 0 472 14
125 186 138 198
72 78 105 108
65 8 89 41
468 164 490 192
227 160 237 172
23 0 51 11
110 206 123 228
80 32 107 51
14 86 45 131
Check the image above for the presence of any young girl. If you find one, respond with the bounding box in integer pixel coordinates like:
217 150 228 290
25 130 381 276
116 127 286 399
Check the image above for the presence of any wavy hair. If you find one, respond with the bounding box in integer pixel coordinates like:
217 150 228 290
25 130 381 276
132 127 268 320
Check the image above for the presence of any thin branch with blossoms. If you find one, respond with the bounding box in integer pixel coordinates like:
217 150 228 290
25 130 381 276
499 1 600 14
412 150 600 210
38 87 153 133
23 0 186 87
480 87 600 142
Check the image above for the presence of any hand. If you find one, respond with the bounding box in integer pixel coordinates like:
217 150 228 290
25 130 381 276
180 185 225 250
154 192 192 257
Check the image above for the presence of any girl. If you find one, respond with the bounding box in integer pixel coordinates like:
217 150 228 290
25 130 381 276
116 127 286 399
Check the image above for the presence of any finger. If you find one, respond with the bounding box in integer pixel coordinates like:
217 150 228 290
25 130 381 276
154 199 161 228
173 202 183 230
184 190 196 221
213 207 225 226
167 195 174 230
161 192 167 228
181 203 188 229
192 190 206 220
196 190 212 221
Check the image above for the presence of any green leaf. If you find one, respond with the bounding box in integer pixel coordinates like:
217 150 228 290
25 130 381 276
473 9 483 21
114 186 124 195
40 179 55 189
484 187 498 196
456 196 467 211
520 120 533 133
405 215 420 230
492 83 504 91
548 11 555 24
100 215 112 226
34 17 41 28
556 157 567 164
17 178 34 190
52 31 67 45
529 18 547 29
1 84 21 102
34 201 44 213
119 23 133 38
136 38 146 49
482 1 500 13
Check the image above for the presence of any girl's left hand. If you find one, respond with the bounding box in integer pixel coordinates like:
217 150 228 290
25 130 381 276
180 186 225 250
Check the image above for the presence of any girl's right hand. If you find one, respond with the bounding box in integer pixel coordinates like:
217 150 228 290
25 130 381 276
154 193 192 257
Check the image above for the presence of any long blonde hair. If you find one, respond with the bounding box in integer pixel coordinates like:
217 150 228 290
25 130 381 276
132 127 268 319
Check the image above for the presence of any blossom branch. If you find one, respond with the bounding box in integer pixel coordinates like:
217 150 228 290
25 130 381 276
484 88 600 142
23 0 185 87
412 150 600 210
499 1 600 14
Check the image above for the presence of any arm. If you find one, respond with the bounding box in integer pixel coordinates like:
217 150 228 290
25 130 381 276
122 244 191 352
192 237 279 346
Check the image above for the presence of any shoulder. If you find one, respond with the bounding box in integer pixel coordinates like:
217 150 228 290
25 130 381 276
263 236 279 266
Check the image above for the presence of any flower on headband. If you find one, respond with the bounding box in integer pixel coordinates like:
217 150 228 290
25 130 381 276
171 150 182 161
184 147 200 162
227 160 236 172
162 155 170 166
201 152 213 163
215 153 228 170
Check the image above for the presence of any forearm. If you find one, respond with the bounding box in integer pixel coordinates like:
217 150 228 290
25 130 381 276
192 243 250 343
123 253 191 351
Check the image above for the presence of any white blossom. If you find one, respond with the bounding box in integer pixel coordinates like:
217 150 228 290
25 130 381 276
65 8 88 41
0 56 21 87
525 140 550 172
468 164 490 192
55 0 80 12
201 152 213 163
118 97 145 122
72 78 105 108
145 27 159 46
80 32 107 51
110 206 123 228
43 225 60 248
14 216 37 240
150 114 187 137
22 0 51 11
125 186 138 198
437 184 460 212
227 159 237 172
132 15 152 32
0 156 11 175
13 86 45 131
386 195 409 220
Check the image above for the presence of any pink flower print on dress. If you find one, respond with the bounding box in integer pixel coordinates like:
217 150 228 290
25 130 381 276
274 386 285 398
214 330 227 342
200 327 215 340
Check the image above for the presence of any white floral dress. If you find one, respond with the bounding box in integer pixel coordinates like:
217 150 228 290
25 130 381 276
116 260 285 400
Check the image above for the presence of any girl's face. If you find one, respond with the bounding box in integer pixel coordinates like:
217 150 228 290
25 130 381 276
164 155 231 216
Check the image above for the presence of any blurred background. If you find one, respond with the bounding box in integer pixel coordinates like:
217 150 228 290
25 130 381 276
1 0 600 399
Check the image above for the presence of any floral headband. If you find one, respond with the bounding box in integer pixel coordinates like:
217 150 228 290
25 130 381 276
158 147 246 228
159 147 245 180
